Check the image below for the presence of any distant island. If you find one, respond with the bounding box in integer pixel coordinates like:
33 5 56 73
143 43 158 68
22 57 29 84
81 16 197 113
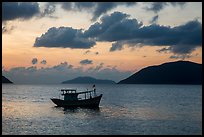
2 76 13 83
118 61 202 85
62 76 116 84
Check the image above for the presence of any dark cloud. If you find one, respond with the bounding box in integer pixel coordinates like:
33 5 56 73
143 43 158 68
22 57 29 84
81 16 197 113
40 3 57 18
2 26 8 33
34 11 201 55
146 2 186 13
150 15 159 24
169 2 186 7
2 62 132 84
2 2 186 23
83 50 99 55
53 2 88 11
4 2 184 23
88 63 104 71
91 2 136 21
110 41 124 52
146 2 168 13
84 11 138 39
84 50 91 54
57 2 136 21
169 54 192 60
156 47 171 53
2 25 16 34
94 63 104 71
27 66 37 72
92 2 117 21
32 58 38 65
2 2 40 21
84 12 143 41
53 62 73 70
80 59 93 65
74 2 95 9
40 60 47 65
85 12 201 54
34 27 96 49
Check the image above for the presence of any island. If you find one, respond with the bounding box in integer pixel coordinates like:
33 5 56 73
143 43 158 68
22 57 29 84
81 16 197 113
118 61 202 84
2 76 13 83
62 76 116 84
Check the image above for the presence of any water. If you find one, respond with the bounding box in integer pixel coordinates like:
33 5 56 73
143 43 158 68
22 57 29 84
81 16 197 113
2 84 202 135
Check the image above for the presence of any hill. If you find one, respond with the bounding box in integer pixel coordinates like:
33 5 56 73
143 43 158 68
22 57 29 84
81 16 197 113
62 76 116 84
118 61 202 84
2 76 13 83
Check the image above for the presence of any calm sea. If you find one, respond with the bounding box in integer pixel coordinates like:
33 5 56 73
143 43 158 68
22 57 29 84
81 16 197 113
2 84 202 135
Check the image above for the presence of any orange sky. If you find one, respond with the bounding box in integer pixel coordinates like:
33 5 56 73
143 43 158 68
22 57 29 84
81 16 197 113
2 2 202 83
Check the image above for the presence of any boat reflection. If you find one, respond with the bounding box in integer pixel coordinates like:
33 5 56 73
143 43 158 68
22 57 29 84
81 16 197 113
53 105 101 114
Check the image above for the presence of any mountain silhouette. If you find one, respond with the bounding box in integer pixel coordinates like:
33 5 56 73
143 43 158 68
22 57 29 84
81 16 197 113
118 61 202 84
2 76 13 83
62 76 116 84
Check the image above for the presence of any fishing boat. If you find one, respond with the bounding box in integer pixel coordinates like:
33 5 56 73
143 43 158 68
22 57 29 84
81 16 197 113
50 86 102 108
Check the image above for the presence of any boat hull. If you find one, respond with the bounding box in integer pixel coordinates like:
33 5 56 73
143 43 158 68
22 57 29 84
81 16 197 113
51 94 102 108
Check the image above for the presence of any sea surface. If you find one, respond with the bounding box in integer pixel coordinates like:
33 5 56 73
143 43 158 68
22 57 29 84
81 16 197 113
2 84 202 135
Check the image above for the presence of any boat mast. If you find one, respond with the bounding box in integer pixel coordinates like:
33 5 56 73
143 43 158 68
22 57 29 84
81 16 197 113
93 84 96 97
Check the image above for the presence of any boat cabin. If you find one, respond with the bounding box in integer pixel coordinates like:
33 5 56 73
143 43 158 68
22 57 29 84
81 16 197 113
61 89 79 101
60 88 96 101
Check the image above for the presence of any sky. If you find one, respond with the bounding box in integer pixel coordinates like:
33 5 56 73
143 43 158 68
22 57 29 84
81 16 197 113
2 2 202 84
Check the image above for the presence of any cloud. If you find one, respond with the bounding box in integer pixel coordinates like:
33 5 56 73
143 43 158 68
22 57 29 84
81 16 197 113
39 3 57 18
2 2 136 23
169 54 192 60
86 66 132 83
2 62 132 84
88 63 104 71
53 62 73 70
32 58 38 65
84 50 91 54
80 59 93 65
85 11 202 54
145 2 186 13
40 60 47 65
57 2 137 21
2 2 186 23
34 27 96 49
2 25 16 34
150 15 159 24
34 11 202 55
84 11 134 39
110 41 124 52
83 50 99 55
169 52 199 60
94 63 104 71
156 47 171 53
145 2 168 13
86 12 201 54
91 2 136 21
2 2 58 22
2 2 40 22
